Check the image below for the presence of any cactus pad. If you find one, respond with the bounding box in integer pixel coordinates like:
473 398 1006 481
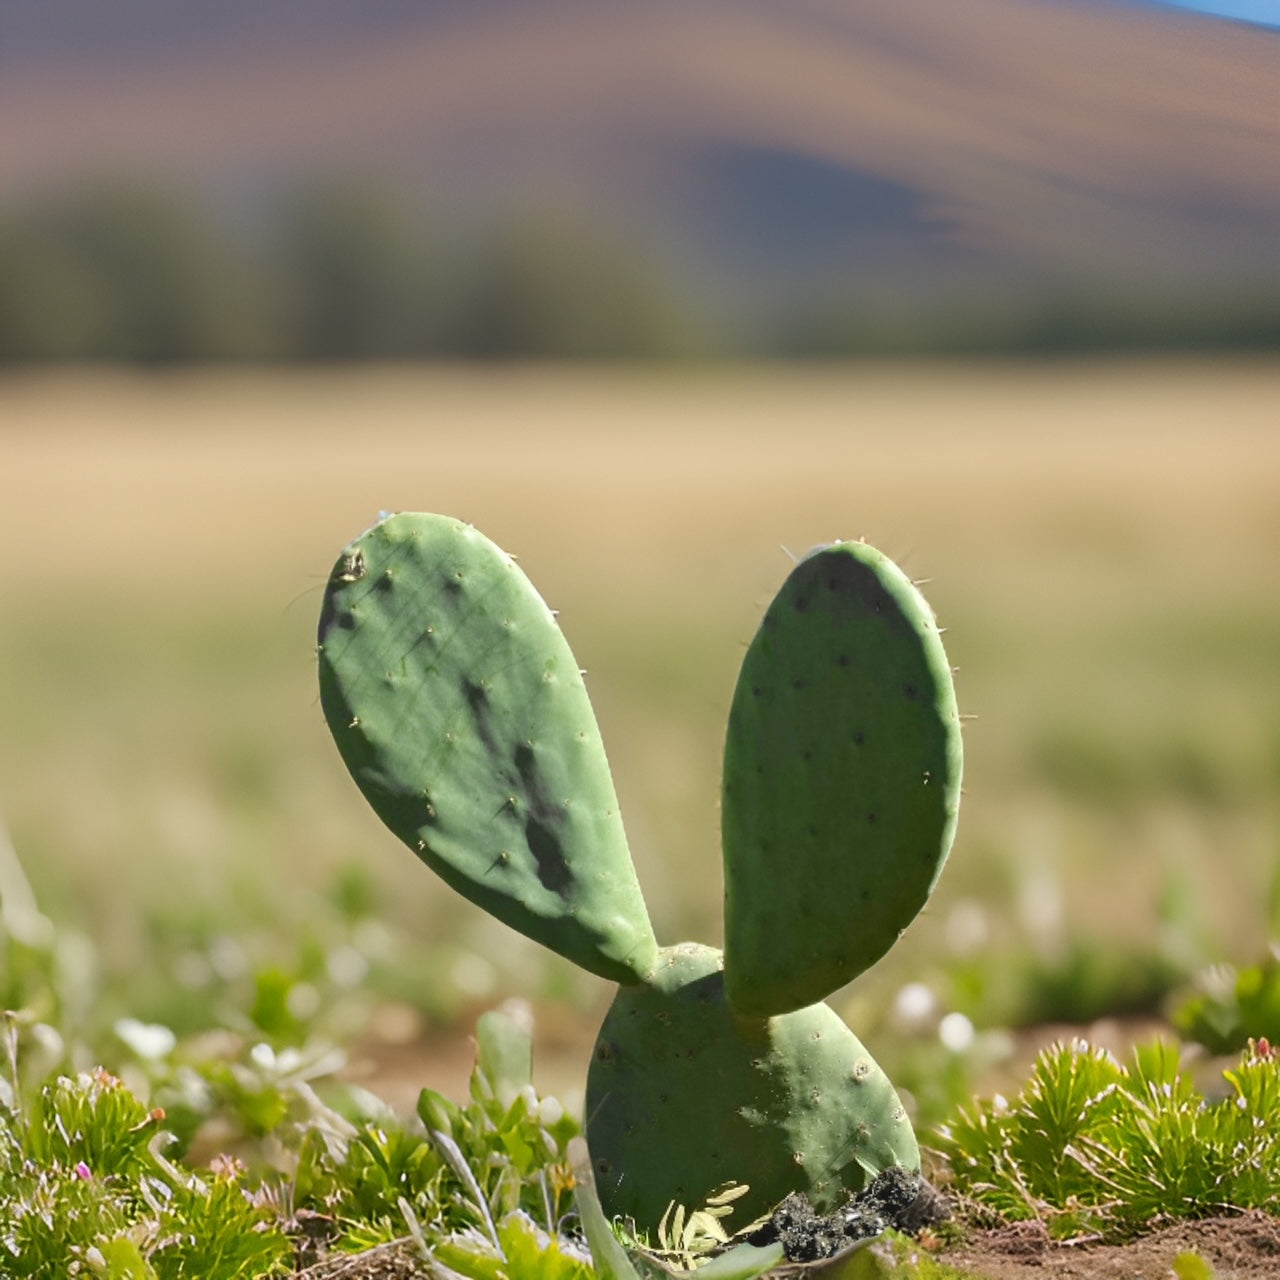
585 943 917 1228
317 513 658 985
721 542 962 1017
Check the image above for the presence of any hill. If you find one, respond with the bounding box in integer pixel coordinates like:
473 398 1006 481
1 0 1276 350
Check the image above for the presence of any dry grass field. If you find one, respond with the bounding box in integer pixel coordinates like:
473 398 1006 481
1 361 1277 1031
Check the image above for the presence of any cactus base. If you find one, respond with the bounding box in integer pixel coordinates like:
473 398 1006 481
584 943 918 1230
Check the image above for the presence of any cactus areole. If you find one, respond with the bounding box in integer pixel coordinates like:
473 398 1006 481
318 513 962 1229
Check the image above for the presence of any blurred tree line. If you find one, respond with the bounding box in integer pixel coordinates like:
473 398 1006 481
0 178 1276 363
0 179 697 364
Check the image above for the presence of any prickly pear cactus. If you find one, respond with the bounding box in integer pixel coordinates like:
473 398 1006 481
318 515 961 1231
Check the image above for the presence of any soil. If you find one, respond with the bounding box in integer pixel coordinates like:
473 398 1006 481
940 1210 1280 1280
286 1207 1280 1279
321 1021 1280 1278
294 1239 426 1279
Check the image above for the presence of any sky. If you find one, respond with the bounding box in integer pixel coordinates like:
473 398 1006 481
1153 0 1280 24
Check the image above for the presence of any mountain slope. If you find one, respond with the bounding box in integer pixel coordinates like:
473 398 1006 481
2 0 1276 309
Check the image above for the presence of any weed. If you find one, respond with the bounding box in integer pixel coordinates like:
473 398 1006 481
933 1037 1280 1240
0 1056 293 1278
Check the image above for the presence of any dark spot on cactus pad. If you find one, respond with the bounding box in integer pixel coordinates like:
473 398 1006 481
866 812 877 824
852 730 865 745
794 594 812 613
792 677 805 690
836 654 851 667
595 1042 614 1063
317 593 355 635
903 683 919 699
595 1158 611 1176
524 815 571 893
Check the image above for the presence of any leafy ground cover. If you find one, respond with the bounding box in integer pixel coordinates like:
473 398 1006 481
2 819 1279 1276
936 1038 1280 1241
0 997 587 1278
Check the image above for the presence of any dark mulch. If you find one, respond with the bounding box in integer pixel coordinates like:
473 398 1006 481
750 1168 952 1262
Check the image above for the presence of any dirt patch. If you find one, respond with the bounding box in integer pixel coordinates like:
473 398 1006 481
295 1238 426 1279
942 1210 1280 1279
288 1213 1280 1278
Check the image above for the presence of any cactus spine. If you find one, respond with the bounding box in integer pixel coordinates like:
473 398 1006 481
319 515 961 1230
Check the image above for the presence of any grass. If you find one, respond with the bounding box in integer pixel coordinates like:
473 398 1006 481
3 363 1278 983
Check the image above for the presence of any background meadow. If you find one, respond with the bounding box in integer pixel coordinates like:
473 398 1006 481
2 359 1276 1107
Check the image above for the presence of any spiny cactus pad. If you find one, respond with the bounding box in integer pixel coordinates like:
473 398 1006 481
317 513 658 985
721 541 962 1017
584 943 918 1228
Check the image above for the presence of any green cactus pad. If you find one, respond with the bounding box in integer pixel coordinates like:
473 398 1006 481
584 943 917 1229
317 513 658 985
721 542 962 1018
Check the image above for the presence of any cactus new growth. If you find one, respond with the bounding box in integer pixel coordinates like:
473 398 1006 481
318 513 962 1230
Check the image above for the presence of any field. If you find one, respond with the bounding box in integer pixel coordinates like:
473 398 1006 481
1 361 1278 1099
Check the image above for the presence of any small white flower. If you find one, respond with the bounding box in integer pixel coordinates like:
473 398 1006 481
326 945 369 988
114 1018 176 1061
893 982 937 1028
939 1012 975 1053
286 981 321 1021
